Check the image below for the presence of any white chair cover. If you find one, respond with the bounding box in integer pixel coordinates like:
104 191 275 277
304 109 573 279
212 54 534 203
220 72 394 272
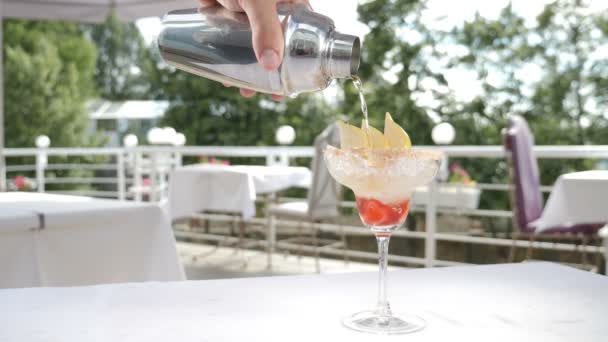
306 123 342 219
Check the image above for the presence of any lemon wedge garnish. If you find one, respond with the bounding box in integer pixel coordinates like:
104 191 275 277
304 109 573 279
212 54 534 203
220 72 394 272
337 120 368 148
362 121 388 149
384 112 411 148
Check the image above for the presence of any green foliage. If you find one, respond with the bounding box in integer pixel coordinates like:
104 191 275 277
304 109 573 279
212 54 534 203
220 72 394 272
447 0 608 144
355 0 607 215
3 20 104 193
83 12 151 100
3 19 97 148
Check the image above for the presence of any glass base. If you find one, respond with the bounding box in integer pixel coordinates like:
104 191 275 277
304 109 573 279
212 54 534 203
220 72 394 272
342 310 426 335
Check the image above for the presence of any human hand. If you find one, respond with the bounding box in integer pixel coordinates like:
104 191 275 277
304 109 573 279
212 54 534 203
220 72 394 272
199 0 311 100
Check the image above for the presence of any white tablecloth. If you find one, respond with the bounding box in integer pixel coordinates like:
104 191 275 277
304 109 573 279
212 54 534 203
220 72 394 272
0 207 39 233
0 193 185 288
169 164 311 220
533 171 608 232
0 263 606 342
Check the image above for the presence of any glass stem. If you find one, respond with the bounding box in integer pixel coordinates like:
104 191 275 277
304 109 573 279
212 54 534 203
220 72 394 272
375 234 392 320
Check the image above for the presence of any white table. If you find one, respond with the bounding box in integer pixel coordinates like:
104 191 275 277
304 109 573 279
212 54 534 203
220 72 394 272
0 193 185 288
169 164 311 220
0 263 606 341
533 171 608 232
0 207 39 232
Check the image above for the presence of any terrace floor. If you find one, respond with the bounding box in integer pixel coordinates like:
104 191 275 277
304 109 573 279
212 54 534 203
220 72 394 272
176 241 400 280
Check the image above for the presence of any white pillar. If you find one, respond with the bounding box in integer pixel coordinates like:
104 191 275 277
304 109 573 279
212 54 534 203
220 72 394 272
36 150 46 193
174 151 182 168
149 152 158 202
133 151 142 202
117 151 126 201
424 180 438 267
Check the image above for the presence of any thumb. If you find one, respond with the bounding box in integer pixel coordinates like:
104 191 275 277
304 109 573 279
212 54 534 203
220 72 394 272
240 0 283 71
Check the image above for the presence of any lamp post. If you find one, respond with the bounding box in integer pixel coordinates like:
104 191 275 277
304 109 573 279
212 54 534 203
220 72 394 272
146 127 163 202
35 135 51 193
275 125 296 166
146 127 185 201
123 134 138 149
431 122 455 182
172 133 186 168
122 134 139 201
431 122 455 145
146 127 164 145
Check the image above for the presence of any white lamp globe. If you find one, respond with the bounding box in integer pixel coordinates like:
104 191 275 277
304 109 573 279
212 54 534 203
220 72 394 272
275 125 296 145
173 133 187 146
162 127 177 144
147 127 163 144
123 134 138 148
432 122 456 145
35 135 51 148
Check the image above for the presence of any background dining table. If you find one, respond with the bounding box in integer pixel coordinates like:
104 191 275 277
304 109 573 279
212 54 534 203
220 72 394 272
1 262 606 341
168 164 311 220
0 192 184 288
532 170 608 232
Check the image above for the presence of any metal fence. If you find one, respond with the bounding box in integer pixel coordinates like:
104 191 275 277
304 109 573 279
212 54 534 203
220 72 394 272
3 144 608 267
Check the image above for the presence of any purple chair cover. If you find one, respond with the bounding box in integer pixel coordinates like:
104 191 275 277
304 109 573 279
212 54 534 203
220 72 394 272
504 115 544 233
504 115 603 235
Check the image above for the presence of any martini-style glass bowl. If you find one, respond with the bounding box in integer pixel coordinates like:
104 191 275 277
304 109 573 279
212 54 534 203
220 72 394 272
324 146 443 334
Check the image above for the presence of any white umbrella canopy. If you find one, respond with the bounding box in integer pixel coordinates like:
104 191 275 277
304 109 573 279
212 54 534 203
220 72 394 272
2 0 194 23
0 0 194 190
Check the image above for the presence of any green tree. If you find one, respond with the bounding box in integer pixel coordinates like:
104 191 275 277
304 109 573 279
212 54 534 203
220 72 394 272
447 0 607 188
3 20 97 148
530 0 608 144
448 0 607 146
356 0 608 215
85 12 152 100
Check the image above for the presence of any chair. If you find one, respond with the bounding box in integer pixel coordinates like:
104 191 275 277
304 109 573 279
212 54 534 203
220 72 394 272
503 115 602 263
266 123 346 272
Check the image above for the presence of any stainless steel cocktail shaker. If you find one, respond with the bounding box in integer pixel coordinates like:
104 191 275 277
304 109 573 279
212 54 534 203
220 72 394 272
157 5 361 96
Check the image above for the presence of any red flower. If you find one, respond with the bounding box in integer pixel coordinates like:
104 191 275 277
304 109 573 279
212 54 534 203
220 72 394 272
143 178 151 187
14 176 27 189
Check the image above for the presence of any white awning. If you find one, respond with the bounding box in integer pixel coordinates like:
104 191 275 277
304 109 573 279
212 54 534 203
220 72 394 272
88 100 170 120
2 0 193 23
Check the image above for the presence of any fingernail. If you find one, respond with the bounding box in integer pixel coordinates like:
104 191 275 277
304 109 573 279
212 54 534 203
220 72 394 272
240 88 256 98
260 49 280 70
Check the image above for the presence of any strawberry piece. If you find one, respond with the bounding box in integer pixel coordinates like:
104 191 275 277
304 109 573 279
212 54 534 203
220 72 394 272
356 197 411 226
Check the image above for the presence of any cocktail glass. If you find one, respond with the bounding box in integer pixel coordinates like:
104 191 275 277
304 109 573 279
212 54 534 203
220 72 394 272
324 146 442 334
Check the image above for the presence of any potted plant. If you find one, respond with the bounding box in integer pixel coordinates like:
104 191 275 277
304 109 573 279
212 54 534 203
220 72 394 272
8 175 37 192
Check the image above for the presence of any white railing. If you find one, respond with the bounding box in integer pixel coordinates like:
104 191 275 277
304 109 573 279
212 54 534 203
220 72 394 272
2 144 608 267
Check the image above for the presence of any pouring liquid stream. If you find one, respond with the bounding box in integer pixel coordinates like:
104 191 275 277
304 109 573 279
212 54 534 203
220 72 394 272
351 75 371 148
